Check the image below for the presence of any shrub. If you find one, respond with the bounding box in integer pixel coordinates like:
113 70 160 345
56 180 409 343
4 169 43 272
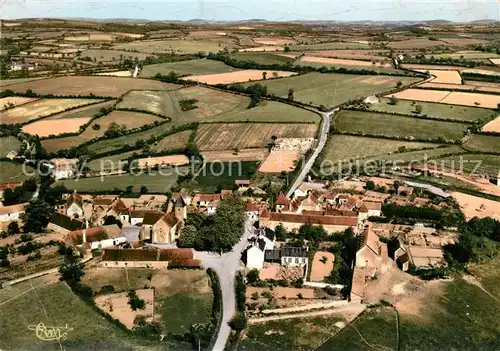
229 313 247 331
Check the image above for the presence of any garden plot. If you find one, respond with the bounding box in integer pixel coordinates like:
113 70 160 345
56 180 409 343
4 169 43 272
182 69 296 84
0 98 102 124
22 117 91 137
0 96 38 110
300 56 392 68
310 251 335 282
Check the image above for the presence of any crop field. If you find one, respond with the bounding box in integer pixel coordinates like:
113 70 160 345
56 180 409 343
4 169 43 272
151 130 193 153
289 42 371 50
182 69 297 84
195 123 317 151
401 64 465 71
0 96 38 110
482 115 500 132
425 51 500 60
0 136 21 157
80 49 152 62
57 169 184 192
244 72 420 107
299 56 392 68
0 161 34 183
462 68 500 77
112 39 237 54
259 151 301 173
419 82 500 94
369 97 496 122
22 117 91 137
0 77 46 87
252 37 296 45
388 38 448 49
5 76 179 98
86 150 138 171
238 46 284 52
41 111 163 152
201 148 268 162
95 70 132 77
137 155 189 168
436 153 500 177
465 80 500 88
320 135 442 163
140 59 240 77
45 100 116 120
463 134 500 153
307 49 390 61
0 98 102 124
424 69 462 84
335 110 469 141
229 52 295 65
389 89 500 109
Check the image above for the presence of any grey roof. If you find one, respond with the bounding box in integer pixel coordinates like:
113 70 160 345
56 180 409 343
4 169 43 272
281 247 308 258
403 181 451 198
264 249 281 261
264 228 275 241
257 238 266 251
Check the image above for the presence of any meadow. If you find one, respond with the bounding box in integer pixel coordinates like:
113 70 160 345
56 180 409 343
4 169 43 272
0 161 33 183
45 100 116 120
229 52 295 65
243 72 419 107
289 42 371 51
0 136 21 157
113 39 237 54
462 134 500 153
334 110 469 141
140 58 240 77
195 161 259 192
80 49 152 62
436 153 500 177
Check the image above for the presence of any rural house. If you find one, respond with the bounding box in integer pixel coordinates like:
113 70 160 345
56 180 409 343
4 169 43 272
66 224 126 250
48 212 84 233
243 239 267 269
265 247 308 267
355 225 389 278
193 193 222 215
0 203 27 222
66 193 84 218
49 158 79 180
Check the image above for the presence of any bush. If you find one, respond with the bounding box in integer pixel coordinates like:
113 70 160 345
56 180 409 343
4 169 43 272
229 313 247 331
100 285 115 294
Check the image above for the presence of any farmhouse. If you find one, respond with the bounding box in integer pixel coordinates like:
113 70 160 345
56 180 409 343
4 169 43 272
242 227 276 269
396 246 446 271
48 212 84 233
192 193 222 215
100 247 198 269
66 224 126 250
66 193 84 218
49 158 79 180
355 225 389 278
0 203 27 222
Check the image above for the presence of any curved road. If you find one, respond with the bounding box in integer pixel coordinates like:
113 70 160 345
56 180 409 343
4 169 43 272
197 218 254 351
286 110 333 198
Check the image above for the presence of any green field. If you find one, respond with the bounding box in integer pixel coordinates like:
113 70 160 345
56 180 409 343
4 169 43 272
80 49 151 63
140 58 240 77
229 52 294 65
435 153 500 177
319 135 442 163
238 314 345 351
318 307 398 351
0 136 21 157
46 100 116 120
335 110 469 141
368 97 497 122
368 145 465 164
425 52 500 60
294 60 404 75
56 169 185 193
194 161 258 191
0 161 34 183
113 39 238 54
242 72 420 107
290 42 371 51
463 134 500 153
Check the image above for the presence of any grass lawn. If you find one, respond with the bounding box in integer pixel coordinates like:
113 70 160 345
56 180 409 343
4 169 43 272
56 169 185 193
242 72 420 107
194 161 258 191
318 307 398 351
229 52 295 65
334 110 469 142
140 58 240 77
463 134 500 153
238 314 345 351
369 97 497 122
0 136 21 157
0 161 34 183
435 153 500 177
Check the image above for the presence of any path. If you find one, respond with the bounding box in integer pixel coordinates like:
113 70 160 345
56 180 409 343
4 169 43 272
197 218 254 351
286 110 333 198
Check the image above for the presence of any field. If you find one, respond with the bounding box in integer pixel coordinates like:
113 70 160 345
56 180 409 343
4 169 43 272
238 46 284 52
113 39 237 54
258 151 301 173
389 89 500 109
334 110 469 141
244 72 420 107
388 38 448 49
194 161 258 191
46 100 116 120
436 153 500 177
0 161 34 183
0 136 22 156
289 42 370 50
56 168 185 192
320 135 442 164
310 251 335 282
22 117 91 137
299 56 392 68
306 49 390 61
182 69 296 84
463 134 500 153
95 71 132 77
86 150 138 171
252 37 296 45
80 49 152 62
0 96 38 110
482 115 500 132
201 148 268 162
0 77 46 87
0 98 102 124
5 76 179 98
140 59 240 77
137 155 189 168
424 70 462 84
151 129 193 153
425 51 500 60
369 97 496 122
419 82 500 94
41 111 163 152
195 123 317 151
229 52 295 65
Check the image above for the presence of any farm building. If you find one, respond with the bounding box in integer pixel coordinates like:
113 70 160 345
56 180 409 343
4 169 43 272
48 212 84 233
66 224 126 250
49 158 79 180
100 248 198 269
242 227 276 269
396 246 446 271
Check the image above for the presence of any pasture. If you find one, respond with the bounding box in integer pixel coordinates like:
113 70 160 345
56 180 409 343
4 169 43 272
112 39 237 54
244 72 419 107
389 89 500 109
46 100 116 120
182 69 296 84
388 38 449 49
289 42 371 50
425 51 500 60
41 111 163 152
462 134 500 153
306 49 390 61
229 52 295 65
22 117 91 137
334 110 469 141
80 49 152 62
5 76 179 98
436 153 500 178
151 129 193 153
0 161 34 183
299 56 392 68
195 123 317 151
140 59 240 77
86 150 138 171
0 77 46 87
0 98 102 124
0 136 21 157
369 97 496 122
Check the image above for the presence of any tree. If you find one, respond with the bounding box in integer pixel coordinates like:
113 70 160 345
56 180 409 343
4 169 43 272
140 185 148 194
59 250 85 284
274 223 287 241
396 81 403 88
102 215 123 229
284 45 290 52
177 225 199 248
365 180 376 190
287 88 294 101
127 289 146 311
229 313 247 331
415 104 423 114
262 71 267 80
389 96 399 105
7 222 19 236
21 200 53 233
246 269 260 284
497 103 500 112
125 185 133 193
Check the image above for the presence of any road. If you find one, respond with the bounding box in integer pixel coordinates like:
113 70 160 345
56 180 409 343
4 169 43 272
197 218 254 351
286 110 333 198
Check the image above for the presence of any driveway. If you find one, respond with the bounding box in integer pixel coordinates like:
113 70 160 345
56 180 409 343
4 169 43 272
197 218 254 351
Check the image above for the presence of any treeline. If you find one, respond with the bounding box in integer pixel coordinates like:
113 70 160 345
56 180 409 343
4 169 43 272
382 203 464 227
461 72 500 84
402 55 480 68
0 88 115 100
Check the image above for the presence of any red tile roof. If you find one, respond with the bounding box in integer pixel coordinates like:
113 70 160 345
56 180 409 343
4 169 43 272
66 193 83 207
68 224 122 245
268 212 357 226
276 191 290 206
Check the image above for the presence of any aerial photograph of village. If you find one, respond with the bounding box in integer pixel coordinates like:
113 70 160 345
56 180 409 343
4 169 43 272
0 0 499 350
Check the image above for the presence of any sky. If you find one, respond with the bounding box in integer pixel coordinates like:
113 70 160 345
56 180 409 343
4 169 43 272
1 0 499 22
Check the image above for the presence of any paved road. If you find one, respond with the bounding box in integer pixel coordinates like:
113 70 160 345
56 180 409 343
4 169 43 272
197 218 254 351
286 110 333 198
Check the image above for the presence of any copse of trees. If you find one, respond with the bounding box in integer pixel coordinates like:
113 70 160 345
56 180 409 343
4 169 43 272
2 178 37 206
